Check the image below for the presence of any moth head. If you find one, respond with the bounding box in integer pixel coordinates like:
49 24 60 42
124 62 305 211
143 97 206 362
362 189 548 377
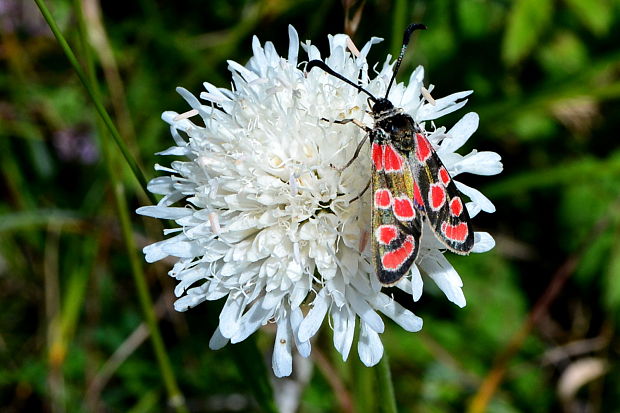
371 98 394 115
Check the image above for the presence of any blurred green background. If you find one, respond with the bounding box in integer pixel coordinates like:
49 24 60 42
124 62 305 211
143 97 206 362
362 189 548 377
2 0 620 412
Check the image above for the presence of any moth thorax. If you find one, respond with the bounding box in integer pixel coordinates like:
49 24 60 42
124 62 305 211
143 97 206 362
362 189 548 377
378 113 416 151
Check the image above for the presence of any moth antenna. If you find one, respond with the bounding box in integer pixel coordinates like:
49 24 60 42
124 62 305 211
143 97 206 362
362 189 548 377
306 60 377 102
385 23 427 98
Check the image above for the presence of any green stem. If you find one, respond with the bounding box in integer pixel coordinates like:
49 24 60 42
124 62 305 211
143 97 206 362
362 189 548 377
112 175 188 412
33 0 157 206
72 2 187 411
376 354 398 413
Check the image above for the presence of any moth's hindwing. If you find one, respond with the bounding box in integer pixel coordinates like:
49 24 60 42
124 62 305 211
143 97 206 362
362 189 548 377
410 132 474 253
370 140 423 285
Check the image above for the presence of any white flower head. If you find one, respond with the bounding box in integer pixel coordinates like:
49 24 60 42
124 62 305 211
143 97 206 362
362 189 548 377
138 25 502 377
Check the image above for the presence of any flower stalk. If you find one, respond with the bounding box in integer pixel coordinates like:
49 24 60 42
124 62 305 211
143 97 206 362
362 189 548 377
34 0 155 206
376 355 398 413
36 1 187 410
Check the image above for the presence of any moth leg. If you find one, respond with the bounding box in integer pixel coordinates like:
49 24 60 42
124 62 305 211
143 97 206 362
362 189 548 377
322 117 371 131
322 117 371 171
349 178 371 203
334 133 369 172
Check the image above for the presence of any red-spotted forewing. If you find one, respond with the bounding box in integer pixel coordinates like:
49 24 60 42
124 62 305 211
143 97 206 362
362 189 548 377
307 23 473 285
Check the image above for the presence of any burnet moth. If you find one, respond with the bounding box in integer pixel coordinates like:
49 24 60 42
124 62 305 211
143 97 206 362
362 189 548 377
307 23 474 285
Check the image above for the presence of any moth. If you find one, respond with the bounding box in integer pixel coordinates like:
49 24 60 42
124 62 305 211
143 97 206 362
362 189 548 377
307 23 474 285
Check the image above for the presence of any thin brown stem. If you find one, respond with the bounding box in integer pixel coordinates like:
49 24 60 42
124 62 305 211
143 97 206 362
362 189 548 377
467 201 616 413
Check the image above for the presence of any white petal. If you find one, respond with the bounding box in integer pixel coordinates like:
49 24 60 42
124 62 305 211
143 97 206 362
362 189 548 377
298 289 329 342
358 36 383 63
227 60 259 83
146 176 175 195
161 110 179 125
419 252 466 308
357 322 384 367
262 290 287 310
455 181 496 213
287 25 300 66
370 293 423 332
349 272 374 297
201 81 230 103
173 266 207 297
472 232 496 253
332 305 355 361
410 264 423 302
345 288 384 333
272 317 293 378
231 298 273 343
417 91 472 121
263 41 279 66
305 44 321 61
156 146 190 156
290 307 311 357
219 295 244 338
162 240 203 259
466 201 481 218
173 289 207 311
326 276 346 307
440 112 479 154
209 327 229 350
176 86 202 109
453 151 503 176
136 206 193 220
289 279 311 308
143 234 188 263
251 36 268 76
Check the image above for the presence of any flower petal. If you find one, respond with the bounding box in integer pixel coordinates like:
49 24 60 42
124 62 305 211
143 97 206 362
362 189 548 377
419 252 466 308
332 305 355 361
346 288 384 333
358 322 383 367
455 181 496 214
219 295 244 338
410 264 424 301
231 298 274 343
273 316 293 378
298 289 329 342
290 306 311 357
473 232 496 253
209 327 229 350
287 25 300 66
370 293 423 332
136 206 193 220
417 91 472 121
453 151 503 176
439 112 479 154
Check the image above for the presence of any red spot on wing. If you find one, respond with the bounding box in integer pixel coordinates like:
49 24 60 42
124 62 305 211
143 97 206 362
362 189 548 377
413 181 424 208
383 145 404 172
381 235 415 270
374 188 393 209
376 225 398 245
441 222 469 242
415 133 432 162
393 196 416 221
439 167 451 186
429 184 446 210
449 197 463 216
372 143 384 171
